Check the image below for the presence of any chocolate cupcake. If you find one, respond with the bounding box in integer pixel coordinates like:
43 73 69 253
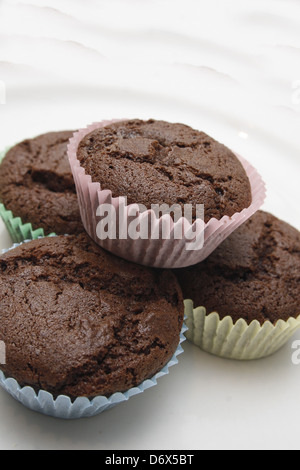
77 119 252 223
0 131 83 241
68 120 266 268
175 211 300 360
0 233 184 405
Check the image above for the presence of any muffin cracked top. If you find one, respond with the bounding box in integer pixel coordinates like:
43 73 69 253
175 211 300 325
0 131 83 235
77 119 252 223
0 233 184 398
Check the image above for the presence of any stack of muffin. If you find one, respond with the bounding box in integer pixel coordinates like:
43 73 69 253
0 119 299 419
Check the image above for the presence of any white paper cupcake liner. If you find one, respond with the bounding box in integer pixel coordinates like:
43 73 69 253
0 239 186 419
67 121 266 268
184 300 300 360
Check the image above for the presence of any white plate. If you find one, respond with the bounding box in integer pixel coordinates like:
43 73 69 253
0 0 299 451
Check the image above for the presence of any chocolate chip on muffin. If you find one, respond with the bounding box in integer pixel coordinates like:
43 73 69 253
0 131 83 236
0 233 184 398
77 119 252 223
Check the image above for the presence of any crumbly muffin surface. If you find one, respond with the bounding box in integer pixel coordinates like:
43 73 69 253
0 131 83 235
175 211 300 324
77 119 252 223
0 234 183 398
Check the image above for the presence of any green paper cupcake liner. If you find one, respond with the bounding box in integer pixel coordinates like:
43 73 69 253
184 299 300 360
0 202 49 243
0 147 56 243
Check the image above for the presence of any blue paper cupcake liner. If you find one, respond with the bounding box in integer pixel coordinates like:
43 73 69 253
0 327 186 420
0 239 187 419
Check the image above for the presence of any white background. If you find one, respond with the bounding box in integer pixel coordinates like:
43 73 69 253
0 0 299 450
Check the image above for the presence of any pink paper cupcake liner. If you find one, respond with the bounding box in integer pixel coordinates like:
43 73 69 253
67 121 266 268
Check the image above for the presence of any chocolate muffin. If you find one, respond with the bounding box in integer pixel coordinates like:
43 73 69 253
77 119 252 223
175 210 300 325
0 131 83 235
0 233 184 398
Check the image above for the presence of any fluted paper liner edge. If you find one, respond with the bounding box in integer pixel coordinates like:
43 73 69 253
67 120 267 268
184 299 300 360
0 238 186 419
0 148 51 243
